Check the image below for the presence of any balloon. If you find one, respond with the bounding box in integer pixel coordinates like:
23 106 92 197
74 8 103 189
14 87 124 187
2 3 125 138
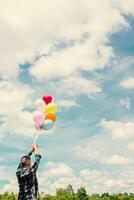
45 113 56 122
41 119 54 130
33 111 44 125
35 98 46 111
42 95 52 105
45 103 57 114
35 122 42 131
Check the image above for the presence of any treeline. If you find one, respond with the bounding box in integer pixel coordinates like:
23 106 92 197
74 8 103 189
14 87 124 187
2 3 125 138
0 185 134 200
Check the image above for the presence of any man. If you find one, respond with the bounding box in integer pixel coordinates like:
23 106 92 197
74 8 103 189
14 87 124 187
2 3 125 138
16 144 41 200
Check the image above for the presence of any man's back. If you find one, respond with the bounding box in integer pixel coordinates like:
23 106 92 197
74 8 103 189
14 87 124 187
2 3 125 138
16 145 41 200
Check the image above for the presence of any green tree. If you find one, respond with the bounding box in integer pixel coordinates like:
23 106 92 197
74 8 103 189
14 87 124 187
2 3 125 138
66 184 75 196
0 188 134 200
2 192 9 200
56 188 68 200
101 193 110 200
76 187 88 200
89 194 101 200
8 192 16 200
44 194 55 200
118 193 129 200
40 192 45 200
66 184 75 200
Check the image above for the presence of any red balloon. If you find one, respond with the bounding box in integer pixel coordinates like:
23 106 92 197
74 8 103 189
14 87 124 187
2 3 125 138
42 95 52 105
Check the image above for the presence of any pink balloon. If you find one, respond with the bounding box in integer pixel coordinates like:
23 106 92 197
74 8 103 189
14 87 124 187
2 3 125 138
42 95 52 105
35 122 42 131
33 111 44 124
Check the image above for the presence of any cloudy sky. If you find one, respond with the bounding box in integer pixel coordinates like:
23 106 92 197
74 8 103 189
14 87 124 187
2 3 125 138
0 0 134 195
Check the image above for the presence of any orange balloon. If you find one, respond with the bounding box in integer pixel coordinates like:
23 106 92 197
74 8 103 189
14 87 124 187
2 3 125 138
45 113 56 122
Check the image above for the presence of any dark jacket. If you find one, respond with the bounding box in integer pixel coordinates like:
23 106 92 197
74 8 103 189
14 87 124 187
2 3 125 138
16 154 41 200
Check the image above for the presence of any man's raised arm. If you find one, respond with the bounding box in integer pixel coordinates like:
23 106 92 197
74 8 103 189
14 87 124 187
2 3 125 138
32 144 41 172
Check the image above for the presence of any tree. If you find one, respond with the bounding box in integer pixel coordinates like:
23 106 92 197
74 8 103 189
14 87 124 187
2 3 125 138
8 192 16 200
66 184 75 196
40 192 45 200
0 188 134 200
56 188 68 200
118 193 129 200
2 192 9 200
44 194 55 200
101 193 110 200
66 184 75 200
76 187 88 200
89 194 101 200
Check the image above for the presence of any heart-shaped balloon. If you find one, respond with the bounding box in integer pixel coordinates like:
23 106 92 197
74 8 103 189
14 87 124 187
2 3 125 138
42 95 52 105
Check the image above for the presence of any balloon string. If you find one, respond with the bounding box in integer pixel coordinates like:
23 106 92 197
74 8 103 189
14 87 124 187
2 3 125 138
33 133 39 144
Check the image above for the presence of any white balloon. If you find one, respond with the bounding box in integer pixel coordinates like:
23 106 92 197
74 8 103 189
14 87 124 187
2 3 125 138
35 99 46 111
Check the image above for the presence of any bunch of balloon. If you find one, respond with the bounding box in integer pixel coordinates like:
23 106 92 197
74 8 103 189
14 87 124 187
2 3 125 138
33 95 57 132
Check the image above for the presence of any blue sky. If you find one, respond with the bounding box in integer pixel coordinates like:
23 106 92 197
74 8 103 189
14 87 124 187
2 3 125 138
0 0 134 194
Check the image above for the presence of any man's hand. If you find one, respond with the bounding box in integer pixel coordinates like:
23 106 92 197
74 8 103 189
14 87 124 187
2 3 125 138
32 144 39 154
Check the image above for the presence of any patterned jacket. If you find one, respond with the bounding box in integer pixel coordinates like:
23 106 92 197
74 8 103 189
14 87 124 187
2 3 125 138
16 154 41 200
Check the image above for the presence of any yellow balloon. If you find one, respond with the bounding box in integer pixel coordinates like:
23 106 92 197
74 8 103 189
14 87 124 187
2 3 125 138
45 103 57 114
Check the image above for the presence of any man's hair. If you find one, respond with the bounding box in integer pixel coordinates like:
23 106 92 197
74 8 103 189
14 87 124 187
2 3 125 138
21 155 31 167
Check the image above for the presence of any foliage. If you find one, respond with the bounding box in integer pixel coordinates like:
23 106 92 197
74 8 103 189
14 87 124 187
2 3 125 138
0 185 134 200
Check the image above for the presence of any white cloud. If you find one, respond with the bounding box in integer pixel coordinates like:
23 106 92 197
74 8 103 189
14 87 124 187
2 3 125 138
106 154 131 165
0 0 132 79
120 77 134 89
0 80 35 138
57 99 79 109
1 179 18 194
44 161 73 177
0 80 33 116
1 162 134 194
79 169 109 181
51 76 102 98
100 119 134 140
30 43 114 80
119 97 131 109
75 119 134 166
115 0 134 15
75 144 101 161
33 162 79 194
0 0 133 107
127 142 134 153
29 0 130 81
0 111 35 138
32 167 134 194
0 167 18 193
